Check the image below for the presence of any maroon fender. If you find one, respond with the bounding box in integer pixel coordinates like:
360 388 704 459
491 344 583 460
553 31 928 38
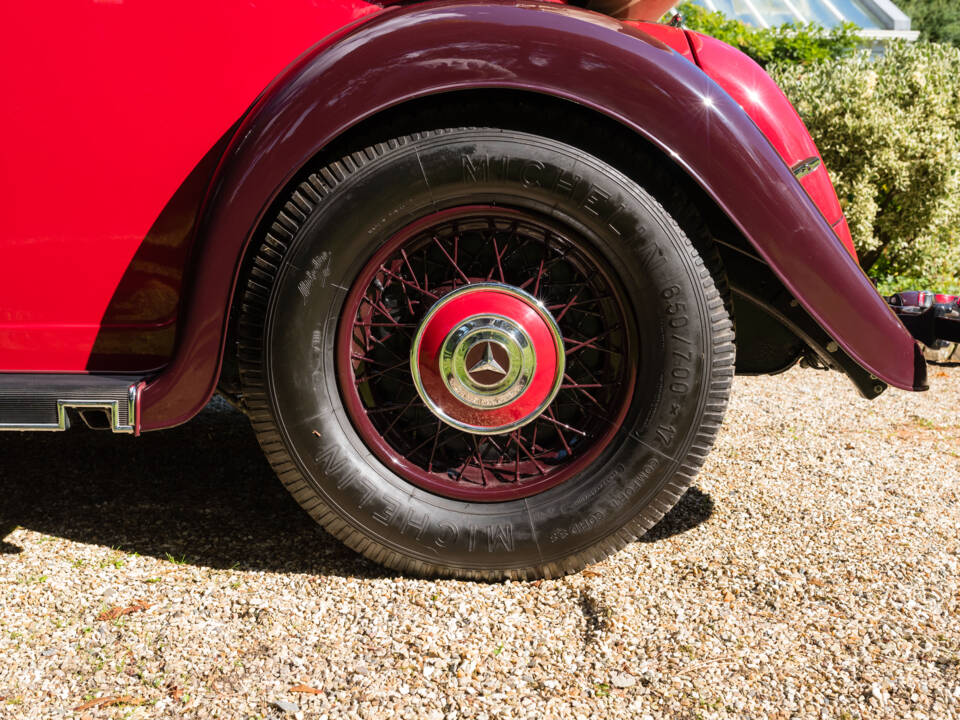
139 0 923 431
628 22 858 259
683 30 855 257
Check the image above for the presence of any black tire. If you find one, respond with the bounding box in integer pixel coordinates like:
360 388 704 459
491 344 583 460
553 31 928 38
237 127 734 579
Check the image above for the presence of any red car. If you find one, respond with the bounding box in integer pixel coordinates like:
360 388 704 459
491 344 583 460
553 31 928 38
2 0 955 578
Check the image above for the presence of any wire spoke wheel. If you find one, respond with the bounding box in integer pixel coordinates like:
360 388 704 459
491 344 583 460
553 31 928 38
337 207 637 501
239 123 733 578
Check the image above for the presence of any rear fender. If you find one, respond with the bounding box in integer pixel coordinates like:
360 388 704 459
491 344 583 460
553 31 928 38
139 1 924 430
684 30 855 259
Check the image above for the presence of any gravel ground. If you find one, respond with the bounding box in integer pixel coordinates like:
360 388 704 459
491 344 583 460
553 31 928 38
1 363 958 719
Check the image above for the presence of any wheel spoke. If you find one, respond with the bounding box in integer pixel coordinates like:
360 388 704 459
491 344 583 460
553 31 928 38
360 294 405 328
497 235 533 271
542 408 587 439
365 331 407 362
378 263 439 301
354 321 417 328
341 208 634 498
454 437 485 486
561 372 604 408
356 359 410 385
512 431 546 475
492 235 507 283
433 235 470 284
365 402 418 416
512 430 521 483
383 397 417 435
563 325 622 355
352 352 400 368
473 437 488 486
548 294 611 318
517 258 547 297
407 421 444 456
427 421 443 472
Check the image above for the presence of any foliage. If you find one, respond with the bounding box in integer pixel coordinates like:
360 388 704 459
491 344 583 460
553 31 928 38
770 42 960 292
896 0 960 47
672 2 860 68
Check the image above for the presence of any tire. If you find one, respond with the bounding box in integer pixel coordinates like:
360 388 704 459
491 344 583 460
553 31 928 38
237 126 734 579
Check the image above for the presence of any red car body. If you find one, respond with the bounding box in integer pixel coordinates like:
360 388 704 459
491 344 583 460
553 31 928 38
4 0 955 577
0 0 925 435
1 0 378 376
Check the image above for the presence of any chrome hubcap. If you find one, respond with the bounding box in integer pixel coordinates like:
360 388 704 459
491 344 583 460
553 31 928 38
440 315 535 409
410 283 565 435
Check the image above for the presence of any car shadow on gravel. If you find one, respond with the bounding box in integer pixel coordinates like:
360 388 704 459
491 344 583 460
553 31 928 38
0 397 712 577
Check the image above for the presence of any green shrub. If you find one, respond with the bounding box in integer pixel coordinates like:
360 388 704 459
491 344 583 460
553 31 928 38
770 42 960 293
673 2 859 67
897 1 960 47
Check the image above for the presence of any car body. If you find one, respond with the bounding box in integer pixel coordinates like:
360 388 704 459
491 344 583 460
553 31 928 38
1 0 952 576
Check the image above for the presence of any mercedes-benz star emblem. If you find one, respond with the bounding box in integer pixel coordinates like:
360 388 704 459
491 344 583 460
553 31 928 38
468 342 508 382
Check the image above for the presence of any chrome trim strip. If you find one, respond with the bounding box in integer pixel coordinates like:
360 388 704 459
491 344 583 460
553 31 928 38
127 383 138 433
0 383 139 434
791 156 821 179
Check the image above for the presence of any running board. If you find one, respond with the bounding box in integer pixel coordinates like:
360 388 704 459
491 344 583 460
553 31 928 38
0 375 141 433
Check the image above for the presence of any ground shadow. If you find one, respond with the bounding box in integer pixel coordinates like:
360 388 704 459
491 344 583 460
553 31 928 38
0 400 711 576
638 487 714 543
0 398 384 579
0 523 21 555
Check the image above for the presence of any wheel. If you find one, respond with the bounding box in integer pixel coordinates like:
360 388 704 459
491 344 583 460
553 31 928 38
237 126 734 579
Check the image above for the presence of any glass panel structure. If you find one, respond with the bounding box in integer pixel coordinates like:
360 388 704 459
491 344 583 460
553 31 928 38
694 0 886 29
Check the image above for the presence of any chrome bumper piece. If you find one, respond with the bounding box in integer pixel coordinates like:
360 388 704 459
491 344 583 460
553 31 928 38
0 375 141 433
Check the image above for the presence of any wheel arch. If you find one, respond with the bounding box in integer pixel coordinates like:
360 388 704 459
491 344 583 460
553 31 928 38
140 0 922 431
215 88 738 401
216 87 852 393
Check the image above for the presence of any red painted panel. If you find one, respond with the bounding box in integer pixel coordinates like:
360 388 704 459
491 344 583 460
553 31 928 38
624 21 695 62
0 0 380 372
685 30 853 257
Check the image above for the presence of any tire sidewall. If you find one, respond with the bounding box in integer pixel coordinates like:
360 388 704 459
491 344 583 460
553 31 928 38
264 130 713 573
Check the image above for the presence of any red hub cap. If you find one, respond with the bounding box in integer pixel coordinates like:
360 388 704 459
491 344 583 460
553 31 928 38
410 283 565 435
336 207 637 501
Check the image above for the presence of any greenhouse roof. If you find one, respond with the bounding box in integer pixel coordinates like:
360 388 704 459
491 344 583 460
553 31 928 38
686 0 915 36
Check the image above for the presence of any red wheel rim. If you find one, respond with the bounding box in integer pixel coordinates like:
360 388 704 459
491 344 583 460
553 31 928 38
336 206 637 501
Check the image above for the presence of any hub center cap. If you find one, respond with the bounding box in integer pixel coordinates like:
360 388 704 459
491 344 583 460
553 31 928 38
411 283 564 434
441 315 535 409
